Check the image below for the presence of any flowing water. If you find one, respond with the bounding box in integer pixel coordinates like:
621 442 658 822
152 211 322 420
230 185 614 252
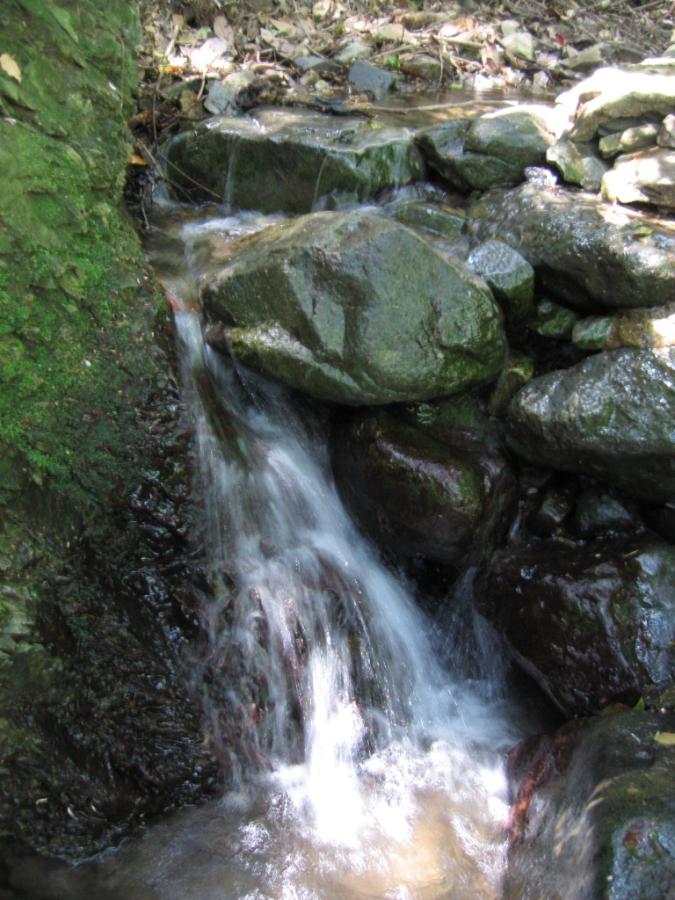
15 203 538 899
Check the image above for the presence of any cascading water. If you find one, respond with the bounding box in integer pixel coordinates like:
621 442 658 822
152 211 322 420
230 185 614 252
19 208 535 899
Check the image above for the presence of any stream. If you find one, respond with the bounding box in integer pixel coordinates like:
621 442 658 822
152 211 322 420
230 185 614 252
12 187 547 898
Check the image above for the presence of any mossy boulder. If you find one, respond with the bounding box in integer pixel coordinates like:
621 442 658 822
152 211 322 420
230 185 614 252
470 181 675 309
164 108 424 213
332 406 516 566
0 0 220 857
202 210 507 405
477 538 675 716
505 711 675 900
416 106 559 194
507 348 675 503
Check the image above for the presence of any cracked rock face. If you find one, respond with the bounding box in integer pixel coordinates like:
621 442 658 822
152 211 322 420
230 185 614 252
202 209 506 405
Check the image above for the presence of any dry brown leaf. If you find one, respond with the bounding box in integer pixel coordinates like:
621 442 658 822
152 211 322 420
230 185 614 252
128 152 148 167
0 53 22 82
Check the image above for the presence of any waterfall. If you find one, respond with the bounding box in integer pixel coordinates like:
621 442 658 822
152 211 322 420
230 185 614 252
25 207 530 899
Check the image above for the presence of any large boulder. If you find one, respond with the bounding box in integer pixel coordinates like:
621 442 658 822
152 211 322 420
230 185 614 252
507 348 675 503
332 406 516 566
202 210 507 405
164 108 424 212
470 181 675 309
505 711 675 900
477 538 675 716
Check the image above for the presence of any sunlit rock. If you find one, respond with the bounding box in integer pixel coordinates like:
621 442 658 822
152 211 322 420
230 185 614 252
470 181 675 309
417 105 560 193
601 146 675 209
507 348 675 502
546 138 608 191
165 108 423 212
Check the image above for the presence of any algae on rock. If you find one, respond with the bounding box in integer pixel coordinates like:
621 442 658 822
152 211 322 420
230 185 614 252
0 0 218 859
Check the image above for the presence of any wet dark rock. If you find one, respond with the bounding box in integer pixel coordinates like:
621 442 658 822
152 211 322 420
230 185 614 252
528 298 578 339
643 503 675 545
487 355 534 418
348 60 397 98
467 239 534 322
574 489 637 537
332 406 516 566
477 537 675 715
572 303 675 352
527 483 575 536
505 711 675 900
470 181 675 309
202 209 506 405
506 348 675 503
165 107 423 212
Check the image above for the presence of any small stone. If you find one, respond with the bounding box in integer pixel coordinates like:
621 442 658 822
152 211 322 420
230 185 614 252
394 202 466 237
488 355 534 417
467 239 534 321
575 489 635 537
399 54 443 82
658 113 675 148
564 44 605 70
335 42 372 64
501 31 536 63
293 55 341 76
204 70 256 116
529 485 574 536
547 139 608 191
348 60 396 99
373 23 407 44
401 10 452 29
598 123 659 158
529 299 578 339
572 316 613 350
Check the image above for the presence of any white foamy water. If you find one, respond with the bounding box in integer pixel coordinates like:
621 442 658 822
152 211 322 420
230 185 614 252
16 206 532 899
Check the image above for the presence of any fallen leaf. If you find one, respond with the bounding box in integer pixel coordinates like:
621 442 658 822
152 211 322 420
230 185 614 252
128 152 148 166
654 732 675 746
0 53 22 82
213 16 235 46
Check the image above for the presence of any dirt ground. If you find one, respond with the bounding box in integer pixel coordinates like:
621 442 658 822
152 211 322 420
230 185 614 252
129 1 674 175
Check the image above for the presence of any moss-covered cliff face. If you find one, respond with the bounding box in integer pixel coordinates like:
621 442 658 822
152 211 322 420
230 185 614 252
0 0 219 858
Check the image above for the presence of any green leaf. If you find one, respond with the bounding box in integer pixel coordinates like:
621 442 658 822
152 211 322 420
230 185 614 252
654 732 675 746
